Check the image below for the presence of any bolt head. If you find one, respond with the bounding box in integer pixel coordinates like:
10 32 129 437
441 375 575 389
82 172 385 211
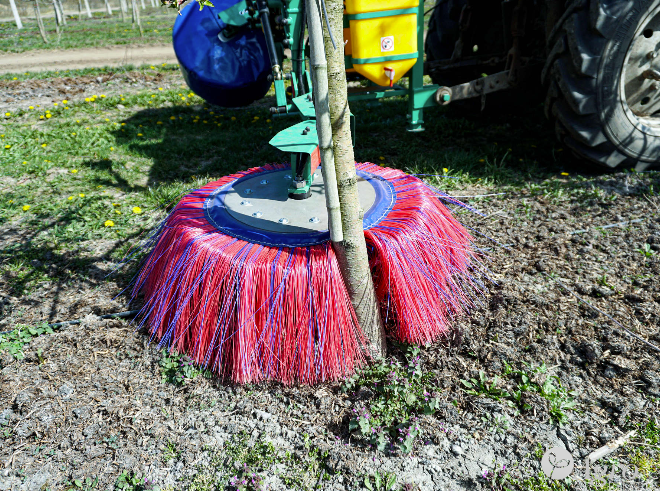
442 94 451 102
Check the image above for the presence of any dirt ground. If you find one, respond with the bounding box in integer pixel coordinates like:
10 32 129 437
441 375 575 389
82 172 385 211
0 44 176 75
1 170 659 490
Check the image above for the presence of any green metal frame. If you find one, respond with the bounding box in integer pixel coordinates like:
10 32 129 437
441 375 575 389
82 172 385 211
219 0 439 131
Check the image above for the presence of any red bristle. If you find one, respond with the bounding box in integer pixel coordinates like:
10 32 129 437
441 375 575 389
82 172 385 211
134 163 482 384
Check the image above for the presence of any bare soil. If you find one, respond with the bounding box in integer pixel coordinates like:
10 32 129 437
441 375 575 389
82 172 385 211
1 170 659 490
0 44 176 75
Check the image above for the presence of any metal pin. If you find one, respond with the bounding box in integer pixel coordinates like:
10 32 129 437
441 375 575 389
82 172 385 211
252 211 263 218
240 200 252 206
260 179 269 185
278 218 289 224
309 217 320 223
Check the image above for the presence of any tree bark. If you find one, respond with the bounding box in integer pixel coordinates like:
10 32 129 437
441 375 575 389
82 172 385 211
140 0 146 9
57 0 67 24
9 0 23 29
119 0 126 22
52 0 61 33
105 0 113 15
78 0 83 20
34 0 49 43
83 0 92 18
323 0 386 358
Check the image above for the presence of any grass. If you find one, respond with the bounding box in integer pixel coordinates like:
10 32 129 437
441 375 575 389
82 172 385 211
343 344 441 453
186 431 330 491
0 10 173 53
0 62 181 81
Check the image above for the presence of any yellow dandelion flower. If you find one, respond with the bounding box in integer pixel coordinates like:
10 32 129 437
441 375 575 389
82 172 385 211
151 95 156 98
105 118 109 122
479 159 485 163
253 116 259 120
121 122 126 126
41 143 47 147
110 147 114 151
113 203 120 207
114 210 121 215
85 98 90 102
170 116 176 120
22 161 27 165
443 168 449 173
72 133 76 136
62 100 68 104
29 106 34 110
266 119 271 123
158 87 163 91
100 95 106 98
79 193 85 198
71 169 78 173
46 114 52 119
560 172 569 176
157 121 163 125
39 116 44 120
53 103 58 106
231 116 236 121
379 156 385 161
4 145 10 149
104 220 115 227
137 133 143 137
22 205 30 211
5 112 10 117
132 206 143 214
68 196 74 200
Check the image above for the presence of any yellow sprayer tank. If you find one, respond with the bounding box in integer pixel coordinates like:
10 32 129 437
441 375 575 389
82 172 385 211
344 0 419 87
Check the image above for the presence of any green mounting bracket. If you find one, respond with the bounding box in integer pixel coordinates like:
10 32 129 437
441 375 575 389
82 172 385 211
218 1 251 27
269 121 320 199
292 93 316 120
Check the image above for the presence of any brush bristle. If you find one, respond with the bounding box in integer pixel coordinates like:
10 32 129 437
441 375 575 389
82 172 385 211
133 163 482 384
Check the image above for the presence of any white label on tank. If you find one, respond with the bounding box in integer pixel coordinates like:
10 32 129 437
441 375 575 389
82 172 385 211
380 36 394 52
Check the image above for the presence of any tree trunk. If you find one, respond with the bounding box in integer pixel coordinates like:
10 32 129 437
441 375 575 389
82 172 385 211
9 0 23 29
52 0 62 31
105 0 113 15
57 0 67 24
34 0 49 43
140 0 146 9
120 0 126 22
132 0 143 36
83 0 92 18
131 0 136 23
323 0 386 357
78 0 83 20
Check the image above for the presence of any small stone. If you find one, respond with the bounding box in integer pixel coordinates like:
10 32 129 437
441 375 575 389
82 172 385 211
57 384 74 400
450 444 464 456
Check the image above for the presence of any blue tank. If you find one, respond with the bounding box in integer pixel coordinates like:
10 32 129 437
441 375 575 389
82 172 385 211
173 1 272 108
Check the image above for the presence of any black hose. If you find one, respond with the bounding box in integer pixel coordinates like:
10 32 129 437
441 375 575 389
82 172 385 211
296 0 307 95
256 0 281 75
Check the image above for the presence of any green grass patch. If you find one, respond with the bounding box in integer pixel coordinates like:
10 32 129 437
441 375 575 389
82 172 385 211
0 10 174 53
0 62 180 82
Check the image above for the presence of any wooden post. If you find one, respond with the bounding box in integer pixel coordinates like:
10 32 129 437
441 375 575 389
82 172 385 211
9 0 23 29
34 0 49 44
323 0 386 357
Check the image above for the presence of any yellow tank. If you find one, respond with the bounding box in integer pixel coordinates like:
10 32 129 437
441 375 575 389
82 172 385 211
345 0 419 87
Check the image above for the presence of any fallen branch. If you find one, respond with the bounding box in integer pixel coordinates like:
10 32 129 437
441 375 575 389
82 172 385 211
587 430 636 464
543 273 660 354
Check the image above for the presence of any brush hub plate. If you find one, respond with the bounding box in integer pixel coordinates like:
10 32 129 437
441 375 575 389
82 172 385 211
204 168 395 247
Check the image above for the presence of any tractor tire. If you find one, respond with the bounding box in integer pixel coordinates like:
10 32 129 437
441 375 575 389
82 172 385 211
543 0 660 171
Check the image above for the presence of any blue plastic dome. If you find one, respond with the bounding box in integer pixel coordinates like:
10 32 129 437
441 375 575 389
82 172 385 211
173 1 272 108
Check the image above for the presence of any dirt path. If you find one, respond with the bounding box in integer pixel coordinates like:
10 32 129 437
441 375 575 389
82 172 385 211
0 43 176 74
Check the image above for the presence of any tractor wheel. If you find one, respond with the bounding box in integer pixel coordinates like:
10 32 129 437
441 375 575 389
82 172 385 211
543 0 660 171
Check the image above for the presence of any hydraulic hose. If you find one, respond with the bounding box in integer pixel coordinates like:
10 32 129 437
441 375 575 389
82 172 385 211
256 0 282 79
